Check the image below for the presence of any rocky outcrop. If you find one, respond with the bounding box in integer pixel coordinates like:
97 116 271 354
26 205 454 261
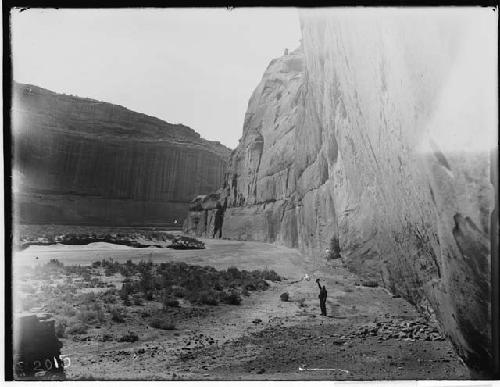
12 83 230 225
186 11 496 373
184 193 225 238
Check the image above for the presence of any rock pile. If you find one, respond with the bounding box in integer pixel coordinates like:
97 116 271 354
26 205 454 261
340 318 445 342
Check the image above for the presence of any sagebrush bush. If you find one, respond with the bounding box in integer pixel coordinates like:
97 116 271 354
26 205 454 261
221 290 241 305
55 320 67 338
118 331 139 342
110 306 126 323
162 297 180 309
149 316 176 330
172 287 185 298
67 322 88 334
260 269 281 282
187 289 218 305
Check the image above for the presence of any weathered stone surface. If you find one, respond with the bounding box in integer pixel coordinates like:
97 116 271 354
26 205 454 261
12 82 230 225
184 193 224 238
186 11 496 373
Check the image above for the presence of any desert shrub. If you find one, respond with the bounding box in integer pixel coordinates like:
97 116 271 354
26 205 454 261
186 289 217 305
220 290 241 305
213 283 223 291
162 297 180 309
62 304 77 317
77 304 104 324
243 281 256 291
172 287 185 298
100 289 117 304
259 269 281 282
327 237 341 260
227 266 241 280
55 320 67 338
92 302 106 322
79 291 97 304
110 306 126 323
82 272 92 282
132 294 144 306
118 331 139 342
67 322 88 335
361 280 379 288
122 295 131 306
138 260 154 294
99 333 113 342
241 288 249 297
280 292 289 302
91 261 101 268
43 259 65 273
254 279 270 291
120 282 136 299
149 316 176 330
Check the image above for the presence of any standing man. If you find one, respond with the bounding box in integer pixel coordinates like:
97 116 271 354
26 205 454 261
316 279 327 316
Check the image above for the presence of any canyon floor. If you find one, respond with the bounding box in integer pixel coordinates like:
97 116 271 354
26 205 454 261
15 238 470 380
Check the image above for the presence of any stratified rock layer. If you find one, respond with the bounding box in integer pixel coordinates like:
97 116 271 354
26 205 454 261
186 11 496 373
12 83 229 225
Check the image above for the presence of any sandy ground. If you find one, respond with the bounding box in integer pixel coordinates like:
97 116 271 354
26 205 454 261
14 238 470 380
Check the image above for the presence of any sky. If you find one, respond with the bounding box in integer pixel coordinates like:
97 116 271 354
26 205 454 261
10 8 302 149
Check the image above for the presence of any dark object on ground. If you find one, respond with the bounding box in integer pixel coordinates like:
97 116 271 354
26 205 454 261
118 331 139 342
168 236 205 250
13 314 65 379
252 318 263 324
280 292 289 302
361 280 379 288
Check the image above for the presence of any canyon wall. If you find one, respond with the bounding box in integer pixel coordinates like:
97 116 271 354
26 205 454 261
186 10 497 373
12 82 230 225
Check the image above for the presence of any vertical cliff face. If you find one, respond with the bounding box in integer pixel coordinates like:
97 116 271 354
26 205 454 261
187 11 496 373
298 11 495 372
12 83 230 225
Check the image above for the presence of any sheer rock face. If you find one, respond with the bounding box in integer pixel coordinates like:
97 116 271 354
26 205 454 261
192 12 496 372
12 83 230 225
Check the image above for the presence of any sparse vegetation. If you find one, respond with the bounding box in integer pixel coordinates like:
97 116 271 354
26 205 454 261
16 245 284 352
118 331 139 342
149 313 176 330
55 320 67 338
67 322 88 335
110 306 126 323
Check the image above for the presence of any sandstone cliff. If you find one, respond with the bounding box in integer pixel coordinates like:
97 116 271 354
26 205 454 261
12 82 230 225
185 11 496 373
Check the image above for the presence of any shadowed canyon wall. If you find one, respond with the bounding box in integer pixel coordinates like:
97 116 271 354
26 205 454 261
185 10 497 373
12 82 230 225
